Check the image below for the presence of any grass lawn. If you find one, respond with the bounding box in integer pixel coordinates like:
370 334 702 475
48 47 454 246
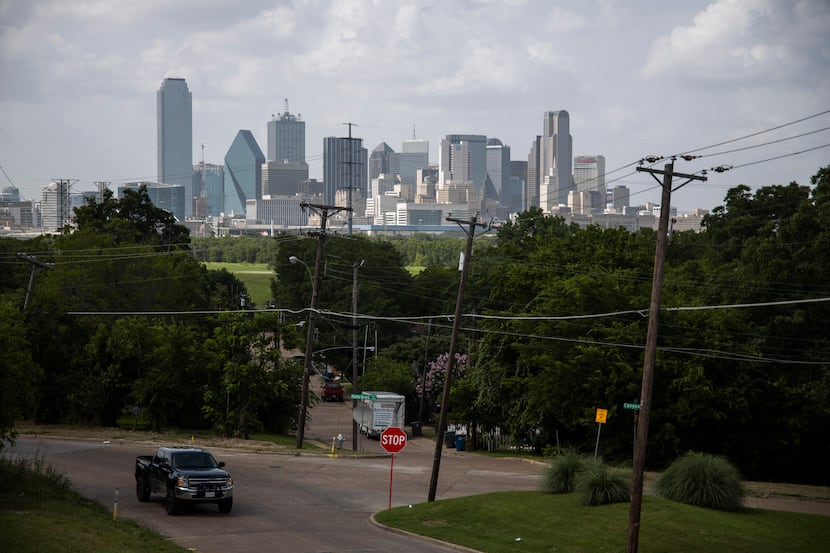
0 457 186 553
203 261 273 306
375 490 830 553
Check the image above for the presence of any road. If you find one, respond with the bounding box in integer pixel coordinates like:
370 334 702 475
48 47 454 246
10 397 545 553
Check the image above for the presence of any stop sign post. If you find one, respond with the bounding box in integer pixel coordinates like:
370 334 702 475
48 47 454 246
380 427 407 510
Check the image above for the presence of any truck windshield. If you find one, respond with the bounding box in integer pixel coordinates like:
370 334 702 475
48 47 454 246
172 452 217 469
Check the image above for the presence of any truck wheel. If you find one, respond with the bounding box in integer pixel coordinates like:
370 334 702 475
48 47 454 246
165 487 178 515
136 477 151 502
218 498 233 514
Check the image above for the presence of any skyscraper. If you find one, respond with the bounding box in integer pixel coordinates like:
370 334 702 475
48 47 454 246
224 130 265 216
438 134 487 195
573 155 606 211
157 78 193 216
323 136 367 205
486 138 511 201
267 100 305 164
540 110 573 210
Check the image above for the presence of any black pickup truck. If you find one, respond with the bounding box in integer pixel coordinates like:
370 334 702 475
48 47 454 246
135 446 234 515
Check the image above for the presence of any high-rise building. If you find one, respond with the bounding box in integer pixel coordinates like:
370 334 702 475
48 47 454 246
438 134 488 197
267 100 305 164
157 78 193 215
402 139 429 155
540 110 573 210
41 180 71 232
262 161 309 196
224 130 265 216
527 135 541 209
369 142 394 186
486 138 511 201
507 160 528 214
323 136 367 205
573 155 606 211
193 163 224 217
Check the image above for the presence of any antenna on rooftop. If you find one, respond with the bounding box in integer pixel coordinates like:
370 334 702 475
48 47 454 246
412 125 416 140
284 98 290 115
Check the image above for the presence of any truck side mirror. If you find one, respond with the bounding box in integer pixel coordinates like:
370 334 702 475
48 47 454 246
218 461 226 468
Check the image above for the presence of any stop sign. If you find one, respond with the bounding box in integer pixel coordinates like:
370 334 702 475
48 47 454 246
380 426 407 454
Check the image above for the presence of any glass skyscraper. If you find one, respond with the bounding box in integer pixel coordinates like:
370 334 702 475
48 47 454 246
323 136 367 205
267 101 305 164
157 78 193 215
224 130 264 216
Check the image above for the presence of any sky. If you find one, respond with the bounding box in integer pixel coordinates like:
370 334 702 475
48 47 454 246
1 0 829 213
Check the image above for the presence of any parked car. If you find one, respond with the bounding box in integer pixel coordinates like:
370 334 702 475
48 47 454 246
135 446 233 515
321 381 344 402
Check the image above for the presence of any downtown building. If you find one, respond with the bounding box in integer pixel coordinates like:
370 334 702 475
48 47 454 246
224 131 265 216
157 78 193 216
571 155 606 214
540 110 573 211
323 136 367 206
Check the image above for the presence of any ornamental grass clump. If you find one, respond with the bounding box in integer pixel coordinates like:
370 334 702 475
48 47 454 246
541 449 588 494
574 460 631 506
656 452 745 512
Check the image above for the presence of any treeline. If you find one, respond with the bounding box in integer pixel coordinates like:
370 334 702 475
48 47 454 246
2 169 829 486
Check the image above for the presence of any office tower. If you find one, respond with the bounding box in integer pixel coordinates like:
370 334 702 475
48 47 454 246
41 179 71 232
438 134 487 195
573 155 606 211
224 130 265 216
402 139 429 155
267 100 305 163
193 163 225 216
323 136 367 206
262 161 309 196
157 78 193 216
507 160 528 214
527 135 541 209
610 185 630 211
486 138 511 201
540 110 573 210
369 142 394 187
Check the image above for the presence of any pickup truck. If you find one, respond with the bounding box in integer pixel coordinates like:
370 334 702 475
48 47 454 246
135 446 234 515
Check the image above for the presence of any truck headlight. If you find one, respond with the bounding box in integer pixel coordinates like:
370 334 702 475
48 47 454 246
226 475 233 486
176 476 189 488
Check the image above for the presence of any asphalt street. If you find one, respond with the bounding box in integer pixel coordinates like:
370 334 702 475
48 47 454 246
10 396 545 552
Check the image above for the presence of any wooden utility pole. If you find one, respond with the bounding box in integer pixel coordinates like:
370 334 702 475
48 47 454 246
295 202 350 449
626 159 706 552
428 214 486 502
352 258 364 451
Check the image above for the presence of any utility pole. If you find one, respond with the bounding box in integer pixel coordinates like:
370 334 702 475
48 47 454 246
428 214 486 502
295 202 351 449
18 253 54 311
351 257 364 451
626 158 706 553
342 122 359 236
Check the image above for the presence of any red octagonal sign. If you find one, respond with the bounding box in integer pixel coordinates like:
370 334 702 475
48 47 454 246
380 426 407 454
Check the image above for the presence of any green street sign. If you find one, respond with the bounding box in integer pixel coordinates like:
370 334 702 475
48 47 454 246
623 402 641 410
352 393 377 401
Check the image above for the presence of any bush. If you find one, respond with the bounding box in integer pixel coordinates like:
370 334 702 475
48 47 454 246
575 460 631 506
541 449 587 494
656 452 745 512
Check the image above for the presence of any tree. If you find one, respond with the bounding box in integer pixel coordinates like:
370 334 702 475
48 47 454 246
0 300 40 449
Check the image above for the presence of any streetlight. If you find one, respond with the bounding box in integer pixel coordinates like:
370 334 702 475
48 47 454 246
290 254 320 449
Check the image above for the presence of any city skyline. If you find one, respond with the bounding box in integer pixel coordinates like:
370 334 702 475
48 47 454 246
1 1 828 213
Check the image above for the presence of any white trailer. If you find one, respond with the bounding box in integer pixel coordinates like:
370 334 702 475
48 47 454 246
352 391 406 439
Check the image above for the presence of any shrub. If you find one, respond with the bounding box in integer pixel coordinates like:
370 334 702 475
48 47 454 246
575 460 631 506
541 449 587 494
656 452 745 512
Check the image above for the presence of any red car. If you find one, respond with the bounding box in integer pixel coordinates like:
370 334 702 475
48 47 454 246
321 382 344 402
